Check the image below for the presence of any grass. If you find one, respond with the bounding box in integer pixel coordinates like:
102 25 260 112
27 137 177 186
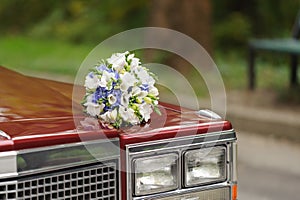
0 36 298 102
0 36 93 77
215 50 300 104
214 50 292 90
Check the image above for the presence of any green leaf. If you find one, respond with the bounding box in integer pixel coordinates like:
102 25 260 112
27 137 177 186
154 105 161 115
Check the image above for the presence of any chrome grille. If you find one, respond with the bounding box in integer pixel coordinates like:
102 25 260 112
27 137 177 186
0 162 118 200
154 187 230 200
0 181 17 200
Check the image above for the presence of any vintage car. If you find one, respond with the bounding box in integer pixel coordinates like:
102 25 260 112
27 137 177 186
0 66 237 200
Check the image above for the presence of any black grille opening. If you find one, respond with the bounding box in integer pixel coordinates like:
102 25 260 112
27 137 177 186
0 161 118 200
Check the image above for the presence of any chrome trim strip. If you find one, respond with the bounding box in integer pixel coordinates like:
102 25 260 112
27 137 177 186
0 151 18 178
18 138 120 177
127 130 236 154
133 183 232 200
232 141 238 182
128 129 235 147
0 138 120 179
118 158 122 200
197 109 222 119
0 130 11 140
128 140 233 157
126 148 132 200
18 138 119 154
18 155 120 177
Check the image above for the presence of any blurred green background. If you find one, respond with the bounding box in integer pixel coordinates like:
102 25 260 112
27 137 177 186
0 0 299 102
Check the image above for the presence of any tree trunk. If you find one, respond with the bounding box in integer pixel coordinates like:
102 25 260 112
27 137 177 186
147 0 212 74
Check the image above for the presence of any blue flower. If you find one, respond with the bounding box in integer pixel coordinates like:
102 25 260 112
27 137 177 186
92 87 106 103
111 89 122 108
140 84 149 91
88 72 94 78
96 64 114 73
96 64 107 71
114 71 120 79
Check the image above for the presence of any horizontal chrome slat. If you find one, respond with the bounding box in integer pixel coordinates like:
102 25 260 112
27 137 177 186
153 187 230 200
127 130 236 154
133 184 232 200
0 139 120 179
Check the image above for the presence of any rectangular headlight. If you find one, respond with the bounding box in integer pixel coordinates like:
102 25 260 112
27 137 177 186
133 153 178 196
184 146 226 187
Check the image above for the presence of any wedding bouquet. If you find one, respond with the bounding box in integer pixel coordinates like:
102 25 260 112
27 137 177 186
82 51 160 128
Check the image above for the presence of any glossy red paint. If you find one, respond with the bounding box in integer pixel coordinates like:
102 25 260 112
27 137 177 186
0 66 232 154
0 139 14 152
0 67 73 121
0 66 234 200
0 66 121 151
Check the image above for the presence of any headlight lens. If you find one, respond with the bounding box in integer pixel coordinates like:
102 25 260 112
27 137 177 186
133 153 178 196
184 146 226 186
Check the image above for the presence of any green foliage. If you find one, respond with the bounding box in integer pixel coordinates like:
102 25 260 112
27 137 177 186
212 0 300 50
1 0 299 50
0 0 149 44
0 36 297 102
213 12 252 48
214 50 294 91
0 36 93 76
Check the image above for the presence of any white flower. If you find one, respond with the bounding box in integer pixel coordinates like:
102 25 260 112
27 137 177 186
85 93 93 103
149 86 159 96
99 70 115 89
131 58 140 69
120 72 136 92
84 102 104 117
84 94 104 116
127 53 140 70
107 51 128 72
131 86 141 96
134 67 155 85
119 106 139 124
131 86 147 102
127 53 135 61
84 74 99 90
100 109 118 123
138 103 153 122
108 94 117 105
121 93 130 107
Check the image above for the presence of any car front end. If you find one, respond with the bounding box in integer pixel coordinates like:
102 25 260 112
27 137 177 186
0 66 237 200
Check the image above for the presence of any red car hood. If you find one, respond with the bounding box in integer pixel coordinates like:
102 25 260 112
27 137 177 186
0 66 231 152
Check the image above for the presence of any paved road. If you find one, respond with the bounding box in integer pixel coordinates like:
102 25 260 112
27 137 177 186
237 132 300 200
